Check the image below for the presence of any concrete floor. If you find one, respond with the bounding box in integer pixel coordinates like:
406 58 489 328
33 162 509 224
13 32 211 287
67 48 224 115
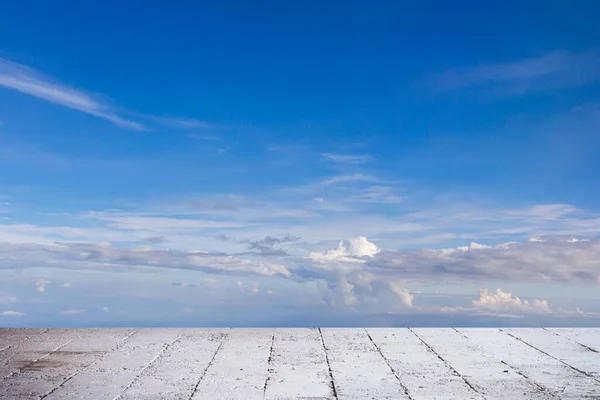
1 328 599 399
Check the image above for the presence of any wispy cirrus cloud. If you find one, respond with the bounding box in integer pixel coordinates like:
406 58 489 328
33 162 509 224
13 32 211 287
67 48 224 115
0 241 291 278
1 311 25 316
0 57 146 130
321 173 378 185
321 153 373 164
430 49 600 96
151 116 219 130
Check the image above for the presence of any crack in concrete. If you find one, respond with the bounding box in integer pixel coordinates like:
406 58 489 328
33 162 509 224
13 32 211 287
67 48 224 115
364 328 414 400
543 328 600 353
318 328 339 400
40 329 138 400
408 328 485 399
454 328 555 398
499 360 558 398
113 334 183 400
262 329 276 399
578 343 600 353
187 332 228 400
502 330 600 385
452 327 469 339
3 337 76 380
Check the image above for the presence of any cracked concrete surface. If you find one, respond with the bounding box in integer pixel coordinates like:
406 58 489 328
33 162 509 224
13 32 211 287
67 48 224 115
1 328 599 399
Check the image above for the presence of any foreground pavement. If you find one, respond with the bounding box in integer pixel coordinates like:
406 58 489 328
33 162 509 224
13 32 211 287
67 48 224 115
1 328 599 399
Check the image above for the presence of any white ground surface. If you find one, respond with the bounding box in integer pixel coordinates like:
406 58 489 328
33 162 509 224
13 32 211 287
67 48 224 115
1 328 599 399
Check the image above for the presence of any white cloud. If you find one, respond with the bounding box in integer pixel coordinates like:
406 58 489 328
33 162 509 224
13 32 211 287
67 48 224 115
309 236 379 263
0 242 291 278
473 288 550 314
1 311 25 316
440 241 491 254
321 174 377 185
349 186 405 204
388 281 414 308
567 237 589 243
0 58 145 130
151 117 220 130
528 236 545 243
237 281 260 294
438 287 568 318
433 51 570 89
36 278 51 293
321 153 373 164
348 237 379 257
102 306 109 312
337 279 357 306
62 283 71 288
528 204 577 220
369 238 600 284
430 49 600 95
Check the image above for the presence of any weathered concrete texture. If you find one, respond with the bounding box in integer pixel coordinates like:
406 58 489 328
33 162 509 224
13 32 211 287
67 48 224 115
1 328 599 399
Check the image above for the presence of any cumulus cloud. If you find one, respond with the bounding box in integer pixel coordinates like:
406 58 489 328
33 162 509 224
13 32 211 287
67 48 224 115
318 278 359 307
307 238 416 309
472 288 550 314
238 281 261 294
388 281 414 308
309 236 379 263
439 288 559 318
348 237 380 257
335 279 357 306
302 236 600 311
1 310 25 316
1 228 599 315
36 278 51 293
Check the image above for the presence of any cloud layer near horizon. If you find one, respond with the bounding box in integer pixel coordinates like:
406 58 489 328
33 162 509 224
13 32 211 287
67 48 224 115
1 234 599 318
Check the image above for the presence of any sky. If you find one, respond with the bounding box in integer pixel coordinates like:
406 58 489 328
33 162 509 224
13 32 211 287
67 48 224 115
1 0 600 327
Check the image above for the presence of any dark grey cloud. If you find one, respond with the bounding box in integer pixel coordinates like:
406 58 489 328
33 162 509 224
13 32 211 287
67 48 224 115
239 235 300 257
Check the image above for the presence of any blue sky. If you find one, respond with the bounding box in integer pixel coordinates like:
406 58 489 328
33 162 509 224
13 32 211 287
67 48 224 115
1 0 600 327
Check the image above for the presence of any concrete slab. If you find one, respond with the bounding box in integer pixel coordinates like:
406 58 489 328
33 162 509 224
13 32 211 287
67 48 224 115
1 328 599 399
